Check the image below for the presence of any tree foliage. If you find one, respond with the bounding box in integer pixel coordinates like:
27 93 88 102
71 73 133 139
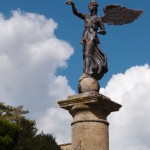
0 103 29 123
0 103 61 150
0 117 21 150
32 132 61 150
14 117 37 150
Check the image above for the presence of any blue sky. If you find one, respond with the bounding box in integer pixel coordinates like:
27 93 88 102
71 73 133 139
0 0 150 149
0 0 149 91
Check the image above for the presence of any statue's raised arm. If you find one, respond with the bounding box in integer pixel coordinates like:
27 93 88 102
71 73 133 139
66 0 85 20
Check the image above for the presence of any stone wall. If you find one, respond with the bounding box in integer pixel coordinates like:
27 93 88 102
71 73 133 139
60 143 71 150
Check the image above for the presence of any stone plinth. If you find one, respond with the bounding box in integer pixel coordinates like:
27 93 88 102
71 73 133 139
58 91 122 150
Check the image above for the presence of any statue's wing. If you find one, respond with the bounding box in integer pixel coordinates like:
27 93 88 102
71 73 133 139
102 5 143 25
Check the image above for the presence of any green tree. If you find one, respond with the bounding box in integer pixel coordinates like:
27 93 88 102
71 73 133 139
0 103 61 150
32 132 61 150
0 103 28 123
14 117 37 150
0 117 21 150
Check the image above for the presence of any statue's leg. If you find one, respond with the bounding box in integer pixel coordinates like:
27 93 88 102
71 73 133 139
84 41 94 73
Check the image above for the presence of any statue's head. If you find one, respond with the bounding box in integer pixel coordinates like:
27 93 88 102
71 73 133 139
88 1 98 12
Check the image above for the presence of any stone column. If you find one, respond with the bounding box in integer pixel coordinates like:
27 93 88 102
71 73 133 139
58 91 122 150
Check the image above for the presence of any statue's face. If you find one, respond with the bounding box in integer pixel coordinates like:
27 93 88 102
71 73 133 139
88 4 95 12
88 4 97 12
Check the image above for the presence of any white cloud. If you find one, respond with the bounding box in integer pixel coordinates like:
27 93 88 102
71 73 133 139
102 64 150 150
0 10 74 142
37 107 72 144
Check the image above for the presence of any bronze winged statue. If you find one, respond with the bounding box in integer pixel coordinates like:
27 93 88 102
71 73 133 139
66 0 143 93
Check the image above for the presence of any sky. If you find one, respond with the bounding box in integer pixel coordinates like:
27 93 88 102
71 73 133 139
0 0 150 149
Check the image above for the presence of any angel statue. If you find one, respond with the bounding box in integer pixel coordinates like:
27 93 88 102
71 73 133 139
66 0 143 93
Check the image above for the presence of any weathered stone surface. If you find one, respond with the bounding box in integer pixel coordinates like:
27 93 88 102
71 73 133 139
58 91 121 114
58 91 122 150
60 143 72 150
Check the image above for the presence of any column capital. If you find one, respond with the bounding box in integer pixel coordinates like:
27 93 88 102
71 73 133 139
58 91 122 117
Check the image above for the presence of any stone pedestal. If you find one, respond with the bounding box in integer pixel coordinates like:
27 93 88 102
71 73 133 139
58 91 122 150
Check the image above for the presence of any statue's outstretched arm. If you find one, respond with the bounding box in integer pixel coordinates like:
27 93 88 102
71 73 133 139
66 0 85 20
